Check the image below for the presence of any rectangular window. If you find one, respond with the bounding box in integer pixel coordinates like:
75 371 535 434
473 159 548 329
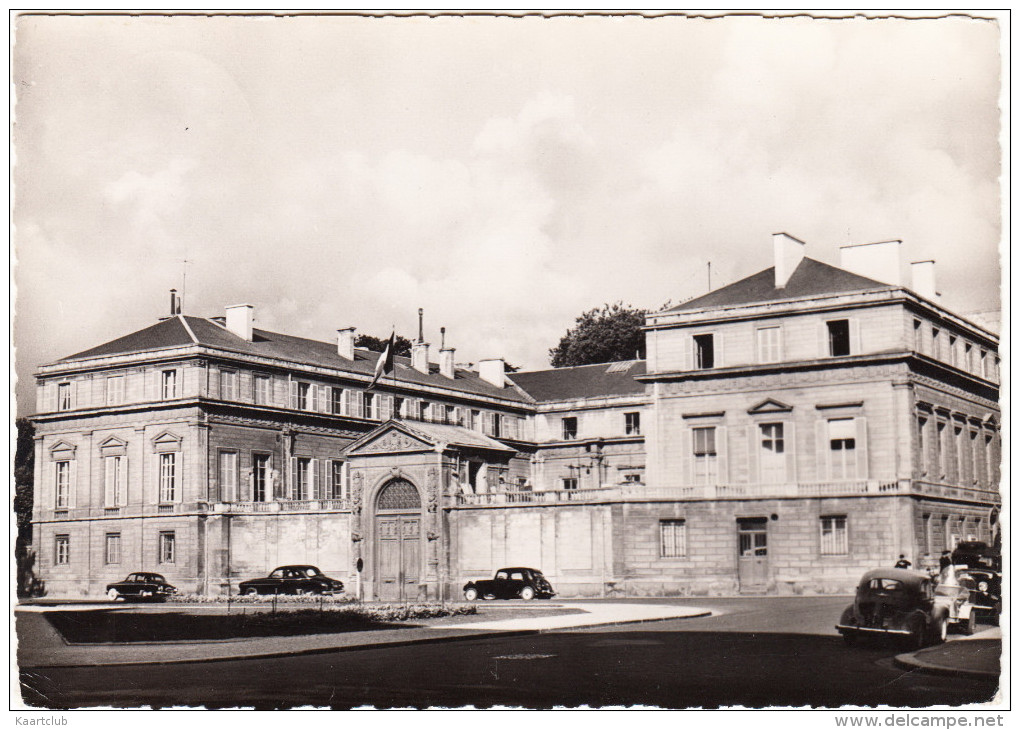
562 417 578 440
295 457 311 500
104 455 123 506
331 387 344 415
660 519 687 558
159 532 176 564
828 418 857 480
254 374 272 405
984 433 995 486
219 451 238 502
161 370 178 399
931 328 941 360
692 426 718 485
470 410 481 432
105 533 121 565
561 477 578 490
827 320 851 357
106 375 125 405
54 535 70 565
759 423 786 483
913 319 923 352
445 405 456 426
159 453 177 503
394 397 405 419
948 336 958 367
757 326 782 363
954 425 966 482
491 413 502 438
625 412 641 436
418 401 429 421
694 334 715 369
936 421 947 478
252 453 270 502
220 369 237 400
58 383 72 411
297 382 311 410
820 515 848 555
363 392 375 420
330 460 345 500
979 350 988 378
55 461 71 508
964 342 973 371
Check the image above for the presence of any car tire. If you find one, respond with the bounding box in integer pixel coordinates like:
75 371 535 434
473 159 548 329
464 587 478 601
520 586 535 601
107 588 120 601
933 616 948 644
295 588 307 596
908 615 927 649
245 587 260 596
961 611 977 636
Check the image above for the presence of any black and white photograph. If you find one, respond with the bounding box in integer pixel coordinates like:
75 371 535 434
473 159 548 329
11 11 1005 714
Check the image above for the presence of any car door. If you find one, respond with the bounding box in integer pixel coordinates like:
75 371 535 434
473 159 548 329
493 571 511 598
508 571 527 598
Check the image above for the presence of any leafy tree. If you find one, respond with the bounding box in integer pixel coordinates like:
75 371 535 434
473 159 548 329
548 302 648 367
15 418 44 596
355 333 412 358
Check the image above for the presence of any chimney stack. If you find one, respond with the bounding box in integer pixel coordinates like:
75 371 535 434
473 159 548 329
412 340 430 374
439 329 456 380
337 327 356 360
839 239 904 287
772 233 806 289
225 303 254 342
170 289 180 316
910 260 938 301
478 358 506 388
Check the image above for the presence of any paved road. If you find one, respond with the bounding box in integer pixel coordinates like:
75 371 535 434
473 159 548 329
19 597 999 709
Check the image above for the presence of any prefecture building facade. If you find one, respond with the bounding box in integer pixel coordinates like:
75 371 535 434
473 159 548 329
30 235 1000 598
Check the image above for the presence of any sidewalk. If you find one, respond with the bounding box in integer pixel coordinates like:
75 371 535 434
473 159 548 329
894 627 1002 679
15 602 712 669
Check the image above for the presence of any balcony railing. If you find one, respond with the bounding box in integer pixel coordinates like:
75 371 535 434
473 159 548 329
453 479 1000 507
217 498 351 514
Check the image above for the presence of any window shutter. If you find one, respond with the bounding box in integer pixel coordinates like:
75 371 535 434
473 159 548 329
819 322 829 358
69 381 77 410
684 335 693 370
309 384 319 412
380 395 393 421
816 420 830 482
289 457 297 500
311 459 320 500
290 380 298 409
855 417 869 480
682 428 693 485
453 407 463 427
717 426 728 484
747 425 760 484
319 385 330 413
105 457 116 507
175 454 183 502
119 457 128 506
715 332 725 368
849 318 861 355
240 467 252 502
785 421 796 482
42 383 54 412
68 460 77 508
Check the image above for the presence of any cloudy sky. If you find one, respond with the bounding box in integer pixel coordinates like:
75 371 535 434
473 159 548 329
12 13 1003 416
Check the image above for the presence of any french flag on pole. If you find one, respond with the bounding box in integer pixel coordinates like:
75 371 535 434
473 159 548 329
368 330 395 389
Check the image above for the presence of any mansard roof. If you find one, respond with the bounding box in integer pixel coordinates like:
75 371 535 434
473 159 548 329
664 258 893 313
57 315 530 403
507 360 647 401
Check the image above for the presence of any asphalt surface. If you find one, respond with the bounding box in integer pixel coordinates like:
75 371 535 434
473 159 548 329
18 596 1000 709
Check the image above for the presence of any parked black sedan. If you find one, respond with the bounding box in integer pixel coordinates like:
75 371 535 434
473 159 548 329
463 567 556 601
238 565 345 596
106 572 178 602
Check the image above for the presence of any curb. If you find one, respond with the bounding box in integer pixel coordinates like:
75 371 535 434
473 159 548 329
893 645 1000 680
18 610 712 670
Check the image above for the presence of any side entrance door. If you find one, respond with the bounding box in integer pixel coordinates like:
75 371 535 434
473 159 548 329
737 517 769 591
377 515 421 601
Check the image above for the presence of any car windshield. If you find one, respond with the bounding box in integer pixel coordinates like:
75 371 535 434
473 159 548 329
495 571 509 580
865 578 905 593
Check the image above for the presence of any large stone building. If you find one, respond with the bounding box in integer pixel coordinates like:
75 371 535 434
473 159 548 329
30 235 1000 598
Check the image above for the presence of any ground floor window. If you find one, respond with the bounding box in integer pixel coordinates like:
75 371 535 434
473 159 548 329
105 533 121 565
252 453 270 502
692 426 718 484
660 519 687 558
159 532 176 564
329 460 345 500
561 477 578 490
55 534 70 565
820 515 848 555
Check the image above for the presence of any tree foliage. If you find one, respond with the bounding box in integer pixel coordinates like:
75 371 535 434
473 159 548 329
548 302 648 368
15 418 44 597
355 333 413 358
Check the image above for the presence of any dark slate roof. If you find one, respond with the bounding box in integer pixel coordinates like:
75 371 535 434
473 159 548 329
58 315 529 403
507 360 647 401
399 421 515 452
62 316 196 360
664 258 893 312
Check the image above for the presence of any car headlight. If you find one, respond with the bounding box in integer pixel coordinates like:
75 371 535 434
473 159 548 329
978 581 989 592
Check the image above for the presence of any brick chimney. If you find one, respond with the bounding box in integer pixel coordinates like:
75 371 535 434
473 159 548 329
478 358 505 388
772 232 806 288
225 304 253 342
839 240 904 286
412 341 430 374
337 327 356 360
440 348 456 379
910 260 938 301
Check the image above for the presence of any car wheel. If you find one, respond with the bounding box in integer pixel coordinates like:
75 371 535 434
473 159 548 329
520 586 535 601
295 588 306 596
933 616 948 644
961 611 977 636
244 587 260 596
908 615 927 649
107 588 120 601
464 587 478 601
482 593 496 601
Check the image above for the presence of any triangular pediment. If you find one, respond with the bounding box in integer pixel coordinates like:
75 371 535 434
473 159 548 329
99 435 127 449
48 440 77 456
748 398 794 414
345 421 436 456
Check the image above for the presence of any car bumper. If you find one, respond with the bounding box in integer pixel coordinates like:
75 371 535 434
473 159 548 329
835 624 912 636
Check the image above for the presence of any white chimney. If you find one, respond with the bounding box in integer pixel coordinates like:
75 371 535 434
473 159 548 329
839 240 905 286
337 327 356 360
411 341 430 374
225 304 253 342
478 358 505 388
440 347 456 379
910 260 938 301
773 232 806 288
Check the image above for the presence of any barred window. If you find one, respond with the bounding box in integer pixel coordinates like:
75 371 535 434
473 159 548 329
660 519 687 558
820 515 848 555
105 533 121 565
159 532 176 564
55 535 70 565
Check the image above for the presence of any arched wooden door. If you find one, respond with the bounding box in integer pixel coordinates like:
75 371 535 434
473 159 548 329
374 479 422 601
